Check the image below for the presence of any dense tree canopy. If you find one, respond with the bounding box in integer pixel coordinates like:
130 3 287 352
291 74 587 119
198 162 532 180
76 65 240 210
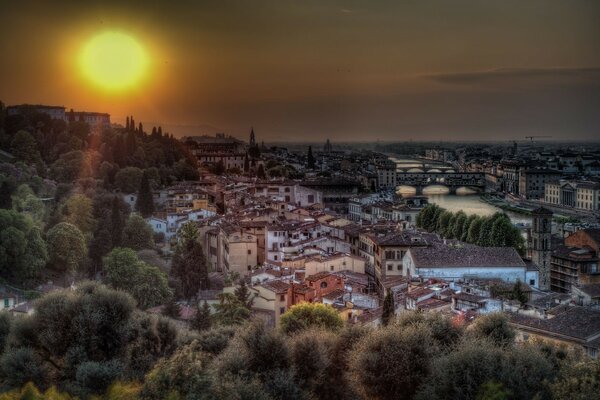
103 248 171 309
46 222 87 274
0 209 47 284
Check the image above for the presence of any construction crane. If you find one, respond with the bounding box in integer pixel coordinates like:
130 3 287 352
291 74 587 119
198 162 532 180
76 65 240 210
525 135 552 142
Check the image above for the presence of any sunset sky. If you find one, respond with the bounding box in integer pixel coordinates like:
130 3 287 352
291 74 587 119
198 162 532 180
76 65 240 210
1 0 599 141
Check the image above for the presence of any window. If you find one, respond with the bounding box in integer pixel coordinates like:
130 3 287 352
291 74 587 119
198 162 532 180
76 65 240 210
330 265 334 271
247 249 252 255
280 295 285 301
280 307 286 314
320 282 328 289
3 298 8 308
387 265 393 271
529 279 535 286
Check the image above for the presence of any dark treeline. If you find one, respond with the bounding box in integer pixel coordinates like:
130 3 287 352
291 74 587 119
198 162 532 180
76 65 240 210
0 284 598 399
416 204 526 255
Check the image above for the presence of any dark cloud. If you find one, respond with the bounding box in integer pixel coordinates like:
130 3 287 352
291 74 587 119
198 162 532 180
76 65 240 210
423 67 600 86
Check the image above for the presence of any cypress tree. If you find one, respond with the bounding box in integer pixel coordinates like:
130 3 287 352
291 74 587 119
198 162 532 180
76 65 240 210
243 153 250 173
138 122 144 135
381 289 395 326
191 301 212 332
111 196 124 247
257 164 266 179
135 172 154 218
125 116 130 131
0 181 12 209
307 146 315 169
162 297 182 319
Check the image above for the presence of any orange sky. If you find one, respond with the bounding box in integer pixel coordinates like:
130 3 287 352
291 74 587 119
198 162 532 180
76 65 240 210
1 0 599 141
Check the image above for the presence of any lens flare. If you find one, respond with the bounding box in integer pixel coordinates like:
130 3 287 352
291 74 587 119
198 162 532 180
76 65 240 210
79 31 148 90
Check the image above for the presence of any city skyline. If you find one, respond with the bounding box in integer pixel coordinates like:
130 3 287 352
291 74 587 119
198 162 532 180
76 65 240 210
1 0 599 141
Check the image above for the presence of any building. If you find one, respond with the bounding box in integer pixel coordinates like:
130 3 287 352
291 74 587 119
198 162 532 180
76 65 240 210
184 133 247 170
403 244 536 285
529 207 553 291
509 306 600 358
518 169 561 200
6 104 110 129
544 180 600 212
551 229 600 293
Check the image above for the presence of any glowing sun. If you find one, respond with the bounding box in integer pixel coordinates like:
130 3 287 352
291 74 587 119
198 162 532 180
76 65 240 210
79 32 148 90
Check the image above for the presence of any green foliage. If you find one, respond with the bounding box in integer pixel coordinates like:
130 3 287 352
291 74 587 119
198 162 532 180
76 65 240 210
381 289 394 326
212 293 251 326
550 358 600 400
122 214 154 251
10 131 40 164
46 222 87 274
75 360 124 396
279 302 343 335
63 193 95 235
416 206 524 253
161 297 181 319
135 171 154 218
11 185 45 226
191 301 212 332
103 248 171 309
349 322 434 400
0 209 48 285
469 313 515 347
115 167 143 194
306 146 315 169
171 239 210 300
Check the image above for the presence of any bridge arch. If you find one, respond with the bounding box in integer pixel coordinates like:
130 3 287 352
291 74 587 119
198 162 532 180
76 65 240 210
406 167 424 173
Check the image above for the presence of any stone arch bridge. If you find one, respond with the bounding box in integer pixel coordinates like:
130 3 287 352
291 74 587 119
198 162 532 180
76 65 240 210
396 172 485 195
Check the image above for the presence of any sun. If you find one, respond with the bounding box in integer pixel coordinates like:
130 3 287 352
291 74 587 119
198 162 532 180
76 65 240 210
79 31 149 90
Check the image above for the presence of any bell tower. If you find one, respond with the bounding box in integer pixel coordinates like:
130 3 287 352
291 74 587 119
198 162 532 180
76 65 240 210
529 207 553 291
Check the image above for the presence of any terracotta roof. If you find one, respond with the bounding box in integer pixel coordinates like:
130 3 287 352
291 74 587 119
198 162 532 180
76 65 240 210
305 271 332 282
509 307 600 341
577 284 600 298
409 244 525 268
260 280 290 294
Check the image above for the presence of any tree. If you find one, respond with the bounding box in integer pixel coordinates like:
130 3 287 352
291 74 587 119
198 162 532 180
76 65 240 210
212 160 225 176
11 184 45 226
477 217 495 246
115 167 143 193
191 301 212 332
467 216 484 243
46 222 87 274
110 196 124 247
349 323 434 400
381 289 395 326
122 213 154 250
470 313 515 347
256 164 266 179
64 193 95 235
436 210 454 237
135 172 154 218
171 239 210 300
551 358 600 400
511 280 528 305
279 303 343 335
307 146 315 169
10 130 40 164
0 181 13 209
212 293 251 326
162 298 181 319
103 248 171 309
0 209 48 284
234 279 255 309
89 223 113 268
452 211 468 240
243 153 250 173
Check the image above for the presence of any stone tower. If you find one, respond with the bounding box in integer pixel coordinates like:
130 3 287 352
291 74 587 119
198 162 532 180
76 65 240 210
530 207 553 291
249 127 256 147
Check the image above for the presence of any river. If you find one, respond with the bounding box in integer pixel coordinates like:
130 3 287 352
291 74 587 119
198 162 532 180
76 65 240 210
391 156 533 226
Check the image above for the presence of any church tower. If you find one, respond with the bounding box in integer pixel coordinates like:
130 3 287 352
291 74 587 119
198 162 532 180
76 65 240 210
249 127 256 147
529 207 553 291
